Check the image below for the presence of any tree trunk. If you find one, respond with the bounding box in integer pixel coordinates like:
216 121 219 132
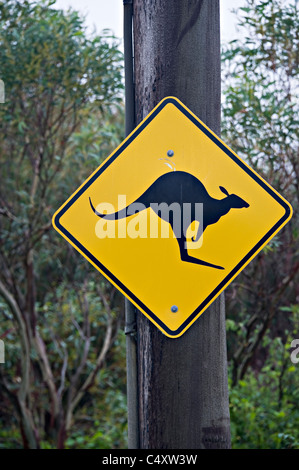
133 0 231 449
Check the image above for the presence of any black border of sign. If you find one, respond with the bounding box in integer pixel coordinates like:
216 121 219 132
53 97 292 337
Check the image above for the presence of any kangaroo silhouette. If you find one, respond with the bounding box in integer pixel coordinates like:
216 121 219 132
89 171 249 270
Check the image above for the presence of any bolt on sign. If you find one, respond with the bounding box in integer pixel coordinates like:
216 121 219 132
52 97 293 338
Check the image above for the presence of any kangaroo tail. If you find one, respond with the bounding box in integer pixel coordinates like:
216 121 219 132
89 197 128 220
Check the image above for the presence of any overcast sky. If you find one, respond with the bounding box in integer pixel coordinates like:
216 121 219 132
54 0 246 43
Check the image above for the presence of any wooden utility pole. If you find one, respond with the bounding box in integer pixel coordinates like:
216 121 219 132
133 0 230 449
125 0 231 449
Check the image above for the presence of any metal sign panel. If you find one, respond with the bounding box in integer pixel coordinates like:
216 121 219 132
53 97 292 338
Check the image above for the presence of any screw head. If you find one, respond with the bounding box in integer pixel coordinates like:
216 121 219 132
171 305 178 313
167 150 174 157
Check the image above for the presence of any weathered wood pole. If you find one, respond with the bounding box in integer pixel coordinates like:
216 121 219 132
133 0 231 449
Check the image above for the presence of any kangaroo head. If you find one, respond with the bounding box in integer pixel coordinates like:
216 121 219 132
229 194 249 208
219 186 249 209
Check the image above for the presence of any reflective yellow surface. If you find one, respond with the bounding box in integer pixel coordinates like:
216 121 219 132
53 97 292 338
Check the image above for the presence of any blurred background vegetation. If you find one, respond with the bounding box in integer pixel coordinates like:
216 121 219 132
0 0 298 449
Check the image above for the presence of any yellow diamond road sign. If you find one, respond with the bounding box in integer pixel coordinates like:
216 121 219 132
53 97 293 338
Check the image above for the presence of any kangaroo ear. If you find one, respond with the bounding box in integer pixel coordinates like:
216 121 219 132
219 186 230 196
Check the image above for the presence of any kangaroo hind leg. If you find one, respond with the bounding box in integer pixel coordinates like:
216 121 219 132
173 226 224 270
181 250 224 270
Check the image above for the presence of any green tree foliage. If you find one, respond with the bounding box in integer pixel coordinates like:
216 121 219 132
228 306 299 448
0 0 126 449
222 0 299 448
